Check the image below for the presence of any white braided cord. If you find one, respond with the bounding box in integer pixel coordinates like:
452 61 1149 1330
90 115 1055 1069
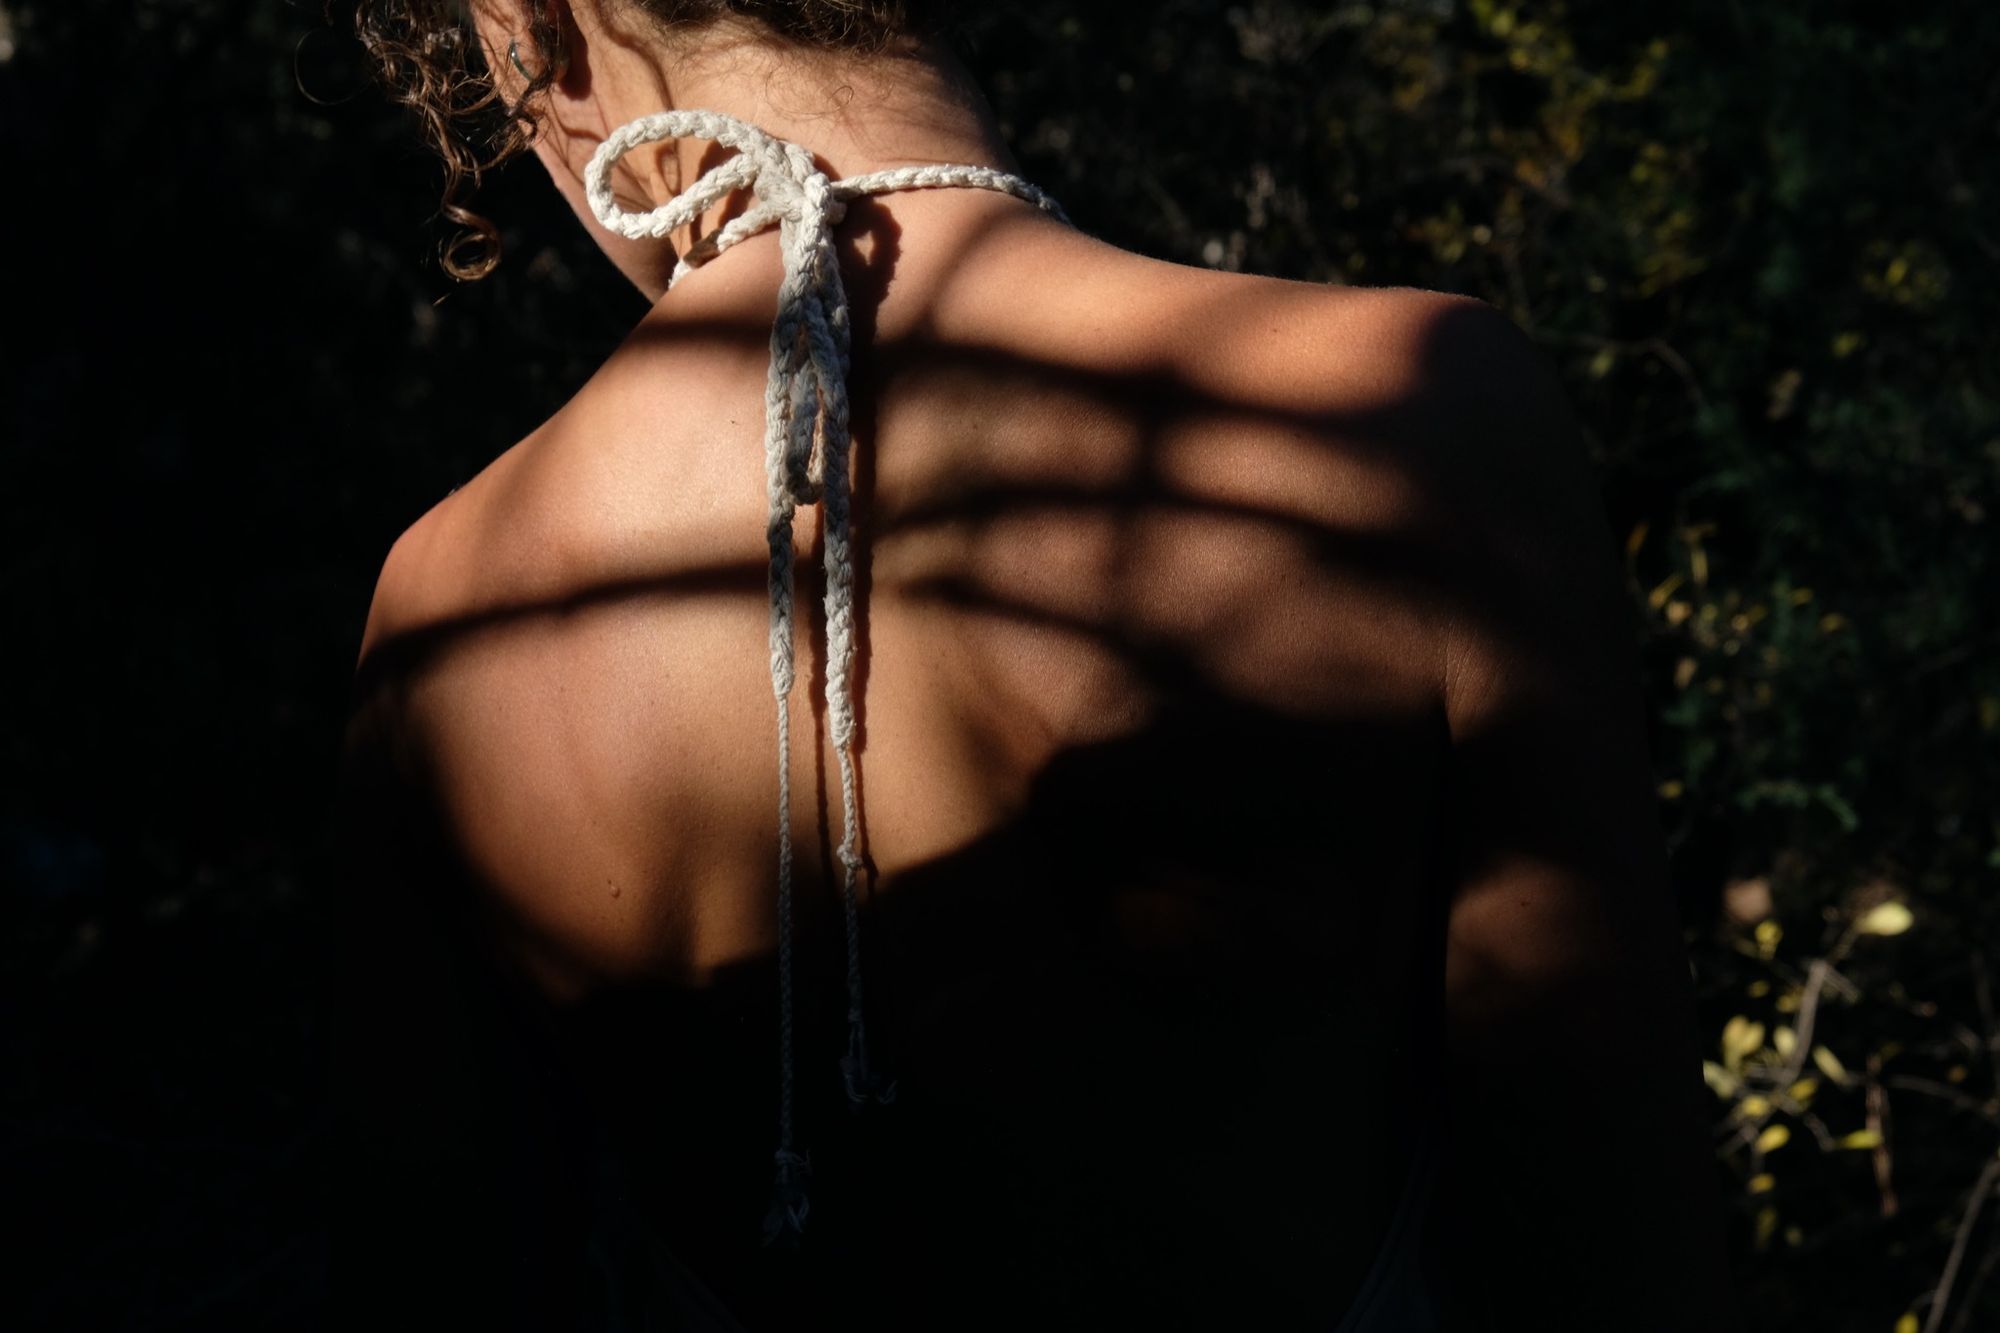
583 110 1069 1245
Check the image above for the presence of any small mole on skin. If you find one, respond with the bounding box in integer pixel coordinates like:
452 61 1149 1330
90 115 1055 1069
609 880 622 899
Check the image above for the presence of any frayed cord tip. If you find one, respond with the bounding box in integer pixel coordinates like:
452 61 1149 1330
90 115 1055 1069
762 1148 811 1247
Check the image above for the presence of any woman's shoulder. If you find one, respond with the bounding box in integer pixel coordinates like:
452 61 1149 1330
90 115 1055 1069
1046 232 1517 392
1176 270 1543 444
981 240 1578 563
353 482 466 677
351 420 563 681
1112 260 1591 534
929 225 1549 487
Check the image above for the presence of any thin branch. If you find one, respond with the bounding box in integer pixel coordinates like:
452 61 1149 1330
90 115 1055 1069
1947 1231 2000 1333
1797 1109 1838 1152
1869 1053 1900 1219
1885 1076 2000 1124
1924 1157 2000 1333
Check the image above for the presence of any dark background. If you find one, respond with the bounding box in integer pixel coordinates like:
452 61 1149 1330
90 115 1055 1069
2 1 1995 1327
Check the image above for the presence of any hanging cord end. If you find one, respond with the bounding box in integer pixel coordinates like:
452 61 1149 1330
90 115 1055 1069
762 1149 812 1248
840 1011 898 1110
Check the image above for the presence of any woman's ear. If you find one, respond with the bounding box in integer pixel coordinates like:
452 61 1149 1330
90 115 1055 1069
535 0 598 123
539 0 581 90
472 0 689 299
466 0 575 104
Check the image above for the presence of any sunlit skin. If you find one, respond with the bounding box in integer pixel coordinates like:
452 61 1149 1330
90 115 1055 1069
336 2 1745 1328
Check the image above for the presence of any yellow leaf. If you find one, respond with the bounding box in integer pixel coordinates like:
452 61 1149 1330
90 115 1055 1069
1787 1078 1818 1103
1857 901 1913 936
1722 1016 1766 1069
1748 1173 1775 1194
1841 1129 1883 1150
1897 1315 1920 1333
1756 1124 1791 1153
1772 1025 1797 1058
1756 920 1782 958
1812 1046 1849 1082
1702 1061 1741 1099
1737 1095 1771 1119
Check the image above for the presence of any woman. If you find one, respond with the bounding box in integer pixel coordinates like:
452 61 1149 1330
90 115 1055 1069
334 2 1744 1328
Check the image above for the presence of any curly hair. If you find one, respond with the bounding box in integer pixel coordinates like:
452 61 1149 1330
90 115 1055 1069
350 2 946 280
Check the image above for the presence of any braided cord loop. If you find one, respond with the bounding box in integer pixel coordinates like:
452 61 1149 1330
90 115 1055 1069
584 110 1068 1245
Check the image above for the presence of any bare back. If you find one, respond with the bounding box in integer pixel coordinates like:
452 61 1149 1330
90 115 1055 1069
337 195 1735 1330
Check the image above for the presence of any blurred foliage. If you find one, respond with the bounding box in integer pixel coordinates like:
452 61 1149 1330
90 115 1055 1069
0 0 1993 1327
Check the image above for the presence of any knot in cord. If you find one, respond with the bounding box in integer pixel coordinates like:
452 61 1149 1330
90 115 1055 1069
761 1148 812 1248
586 109 1069 1246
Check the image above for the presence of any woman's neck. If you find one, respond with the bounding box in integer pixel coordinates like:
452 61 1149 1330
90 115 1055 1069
532 16 1025 299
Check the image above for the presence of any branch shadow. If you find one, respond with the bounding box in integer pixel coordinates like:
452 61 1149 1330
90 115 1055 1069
328 262 1643 1329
